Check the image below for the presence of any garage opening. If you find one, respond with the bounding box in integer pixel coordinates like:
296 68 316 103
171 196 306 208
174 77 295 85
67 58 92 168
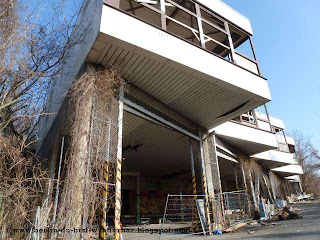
120 111 202 227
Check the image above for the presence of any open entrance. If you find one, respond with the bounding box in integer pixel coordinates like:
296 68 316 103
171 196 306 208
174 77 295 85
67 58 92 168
121 111 199 226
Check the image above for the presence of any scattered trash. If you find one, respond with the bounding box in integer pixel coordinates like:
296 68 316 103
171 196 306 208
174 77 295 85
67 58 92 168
277 207 303 221
214 230 223 235
247 230 255 234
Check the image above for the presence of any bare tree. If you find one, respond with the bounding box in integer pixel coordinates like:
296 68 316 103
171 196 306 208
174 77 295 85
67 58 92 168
0 0 86 140
292 131 320 195
0 0 92 238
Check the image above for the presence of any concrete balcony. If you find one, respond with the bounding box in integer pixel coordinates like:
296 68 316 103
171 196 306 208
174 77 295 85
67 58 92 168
89 0 271 128
272 164 304 177
255 112 285 130
285 175 301 183
253 150 297 169
212 120 278 155
286 136 295 146
89 0 271 127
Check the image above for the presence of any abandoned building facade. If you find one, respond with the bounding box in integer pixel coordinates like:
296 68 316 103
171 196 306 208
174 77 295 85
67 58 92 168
36 0 303 238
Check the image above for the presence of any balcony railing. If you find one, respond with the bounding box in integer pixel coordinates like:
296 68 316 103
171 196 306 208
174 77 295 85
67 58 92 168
105 0 262 76
232 104 273 133
292 153 299 164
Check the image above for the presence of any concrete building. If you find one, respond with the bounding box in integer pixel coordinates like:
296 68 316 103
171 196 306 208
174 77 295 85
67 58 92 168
213 106 303 215
36 0 303 237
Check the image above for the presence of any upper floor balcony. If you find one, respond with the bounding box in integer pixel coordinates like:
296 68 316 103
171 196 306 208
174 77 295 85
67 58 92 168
212 104 300 162
212 119 278 156
285 175 301 183
212 105 278 155
84 0 271 130
271 164 304 177
253 150 298 169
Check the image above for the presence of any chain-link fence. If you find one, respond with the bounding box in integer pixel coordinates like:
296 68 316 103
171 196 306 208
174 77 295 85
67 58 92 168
222 190 250 226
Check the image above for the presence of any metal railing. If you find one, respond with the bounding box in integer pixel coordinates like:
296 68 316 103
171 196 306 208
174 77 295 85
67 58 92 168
106 0 262 76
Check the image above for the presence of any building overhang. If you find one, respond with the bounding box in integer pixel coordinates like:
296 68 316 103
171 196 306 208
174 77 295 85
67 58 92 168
272 165 304 177
212 121 278 155
285 175 301 183
86 4 271 130
253 150 297 169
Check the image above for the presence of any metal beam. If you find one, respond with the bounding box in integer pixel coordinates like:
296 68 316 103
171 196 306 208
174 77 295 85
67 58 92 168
195 4 205 48
166 0 187 25
123 97 200 141
224 22 236 63
160 0 167 30
249 36 261 75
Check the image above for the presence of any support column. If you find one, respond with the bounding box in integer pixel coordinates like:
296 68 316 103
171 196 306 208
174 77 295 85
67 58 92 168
198 131 212 235
71 90 93 238
202 132 224 230
234 164 242 210
114 88 124 240
239 159 252 218
254 171 260 204
248 167 258 210
189 138 199 231
269 171 277 200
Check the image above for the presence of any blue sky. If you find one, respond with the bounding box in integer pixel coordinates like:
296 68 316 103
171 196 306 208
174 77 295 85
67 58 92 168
223 0 320 149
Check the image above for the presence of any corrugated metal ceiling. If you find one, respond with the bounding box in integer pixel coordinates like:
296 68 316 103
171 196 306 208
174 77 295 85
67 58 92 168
87 33 261 129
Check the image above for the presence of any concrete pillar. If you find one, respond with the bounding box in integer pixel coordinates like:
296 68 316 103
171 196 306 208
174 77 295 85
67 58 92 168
269 171 277 200
198 131 213 234
70 87 93 238
254 171 260 204
239 160 251 217
248 167 258 210
239 157 258 217
201 132 224 230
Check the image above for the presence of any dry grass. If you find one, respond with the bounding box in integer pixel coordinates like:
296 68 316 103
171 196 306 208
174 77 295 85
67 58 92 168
0 134 48 239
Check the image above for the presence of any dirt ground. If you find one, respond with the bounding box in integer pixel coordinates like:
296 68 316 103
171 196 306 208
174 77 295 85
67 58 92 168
122 199 320 240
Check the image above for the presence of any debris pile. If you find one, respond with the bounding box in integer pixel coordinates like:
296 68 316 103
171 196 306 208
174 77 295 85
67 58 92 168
276 207 303 221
